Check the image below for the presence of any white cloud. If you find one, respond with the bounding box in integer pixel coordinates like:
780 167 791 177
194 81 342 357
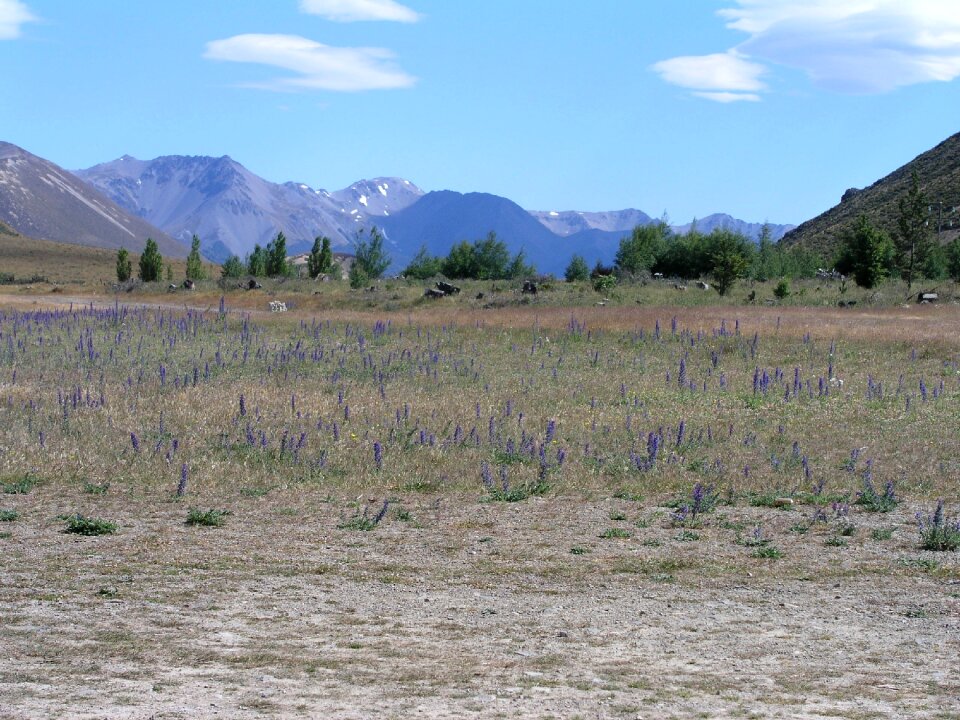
655 0 960 99
653 51 767 92
204 34 416 92
692 91 762 103
0 0 36 40
299 0 420 23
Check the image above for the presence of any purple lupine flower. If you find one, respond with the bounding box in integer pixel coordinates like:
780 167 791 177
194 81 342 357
676 420 686 448
480 461 493 488
39 431 45 449
373 499 390 524
545 419 556 444
130 432 141 453
373 441 383 470
176 463 188 497
556 447 566 467
239 394 246 416
344 404 350 421
678 358 686 387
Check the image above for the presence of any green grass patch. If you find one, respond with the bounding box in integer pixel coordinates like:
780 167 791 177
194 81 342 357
62 514 117 536
185 508 231 527
599 527 632 539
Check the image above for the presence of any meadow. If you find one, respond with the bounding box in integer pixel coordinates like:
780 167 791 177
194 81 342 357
1 288 958 718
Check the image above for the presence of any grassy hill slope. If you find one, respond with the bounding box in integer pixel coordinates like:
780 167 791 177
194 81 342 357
0 221 193 285
782 132 960 258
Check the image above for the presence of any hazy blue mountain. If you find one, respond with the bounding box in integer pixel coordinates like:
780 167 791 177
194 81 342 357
672 214 794 241
529 209 654 236
76 154 423 262
0 142 184 256
379 190 569 274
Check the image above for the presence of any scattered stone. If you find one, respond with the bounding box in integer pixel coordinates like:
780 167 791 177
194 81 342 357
773 498 794 508
436 281 461 295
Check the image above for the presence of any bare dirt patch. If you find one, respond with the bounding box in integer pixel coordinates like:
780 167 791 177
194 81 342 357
2 490 958 719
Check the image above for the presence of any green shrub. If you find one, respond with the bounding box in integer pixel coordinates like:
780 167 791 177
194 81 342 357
185 508 231 527
2 474 39 494
63 514 117 536
0 509 19 522
752 546 783 559
599 527 631 539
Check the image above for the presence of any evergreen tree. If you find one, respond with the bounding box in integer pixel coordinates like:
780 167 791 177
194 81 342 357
473 232 511 279
753 223 775 280
348 261 369 289
896 171 931 291
221 255 244 278
265 232 288 277
836 215 894 288
138 238 163 282
564 255 590 282
116 247 132 282
946 238 960 281
353 227 391 279
441 240 478 279
614 223 668 277
246 245 266 277
403 246 443 279
506 248 536 279
308 236 334 278
707 230 752 296
186 235 206 281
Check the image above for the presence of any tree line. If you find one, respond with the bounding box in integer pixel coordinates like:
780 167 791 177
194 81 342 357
115 234 207 284
123 180 957 293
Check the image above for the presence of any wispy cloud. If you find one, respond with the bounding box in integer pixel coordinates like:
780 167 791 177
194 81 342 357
692 91 762 103
653 51 767 100
0 0 36 40
204 34 416 92
655 0 960 100
299 0 420 23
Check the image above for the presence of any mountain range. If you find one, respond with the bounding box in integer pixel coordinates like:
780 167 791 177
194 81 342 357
75 152 795 275
0 140 796 275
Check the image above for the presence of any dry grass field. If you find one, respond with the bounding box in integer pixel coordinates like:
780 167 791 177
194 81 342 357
1 290 958 719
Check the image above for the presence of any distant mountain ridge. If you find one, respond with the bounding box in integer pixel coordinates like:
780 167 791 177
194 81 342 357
782 131 960 257
0 142 183 256
76 154 423 262
69 149 795 273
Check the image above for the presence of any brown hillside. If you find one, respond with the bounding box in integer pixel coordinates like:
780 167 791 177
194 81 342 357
0 226 192 286
0 141 185 257
782 132 960 258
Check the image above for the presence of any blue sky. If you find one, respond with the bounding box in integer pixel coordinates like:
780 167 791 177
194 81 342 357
2 0 959 225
